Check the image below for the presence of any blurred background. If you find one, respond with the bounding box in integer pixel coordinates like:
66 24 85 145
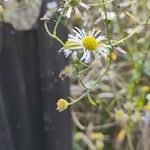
0 0 71 150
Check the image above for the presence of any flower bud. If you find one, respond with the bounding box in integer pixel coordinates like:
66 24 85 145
57 98 69 112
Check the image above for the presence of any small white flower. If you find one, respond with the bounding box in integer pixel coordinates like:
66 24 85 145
115 109 129 123
59 27 110 63
46 1 57 18
59 0 89 18
95 11 116 24
101 12 116 20
123 101 136 111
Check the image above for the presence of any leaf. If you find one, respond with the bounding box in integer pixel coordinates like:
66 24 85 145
88 94 97 107
137 95 146 109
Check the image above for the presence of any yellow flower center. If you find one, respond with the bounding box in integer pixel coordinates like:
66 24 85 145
82 36 98 51
116 110 124 118
57 99 68 112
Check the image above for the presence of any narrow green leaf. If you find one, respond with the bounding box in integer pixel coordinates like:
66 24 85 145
88 94 97 106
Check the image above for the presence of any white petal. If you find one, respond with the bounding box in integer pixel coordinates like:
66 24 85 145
72 29 83 39
58 8 63 12
59 47 64 53
98 48 109 58
80 2 90 9
68 34 80 41
75 7 81 16
93 30 101 37
74 27 85 37
90 29 96 36
89 31 92 35
68 37 80 42
81 51 87 61
81 29 86 37
85 52 91 63
97 36 106 42
66 7 72 18
115 46 127 54
81 51 91 63
72 51 77 59
64 49 72 57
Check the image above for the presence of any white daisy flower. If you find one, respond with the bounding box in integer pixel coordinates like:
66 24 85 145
59 27 110 63
59 0 89 18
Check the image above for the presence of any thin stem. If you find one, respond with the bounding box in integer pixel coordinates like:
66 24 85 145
53 8 66 36
127 133 135 150
88 0 115 7
94 121 118 130
69 62 111 105
125 11 150 25
102 0 111 45
66 54 98 77
72 111 86 130
111 25 141 47
78 75 90 90
78 54 98 74
101 0 113 66
44 21 64 46
74 62 90 90
79 133 96 150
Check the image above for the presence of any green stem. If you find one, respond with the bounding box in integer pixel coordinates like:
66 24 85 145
69 62 111 105
88 0 115 7
111 25 141 47
102 0 111 45
127 132 135 150
44 21 64 46
74 62 89 90
53 8 66 36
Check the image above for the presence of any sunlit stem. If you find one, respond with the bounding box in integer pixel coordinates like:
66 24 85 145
67 54 98 77
102 0 111 45
125 11 150 25
74 62 90 90
88 0 114 7
53 8 67 36
127 132 135 150
111 25 141 47
44 21 64 46
68 62 111 105
78 75 90 90
78 53 98 74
